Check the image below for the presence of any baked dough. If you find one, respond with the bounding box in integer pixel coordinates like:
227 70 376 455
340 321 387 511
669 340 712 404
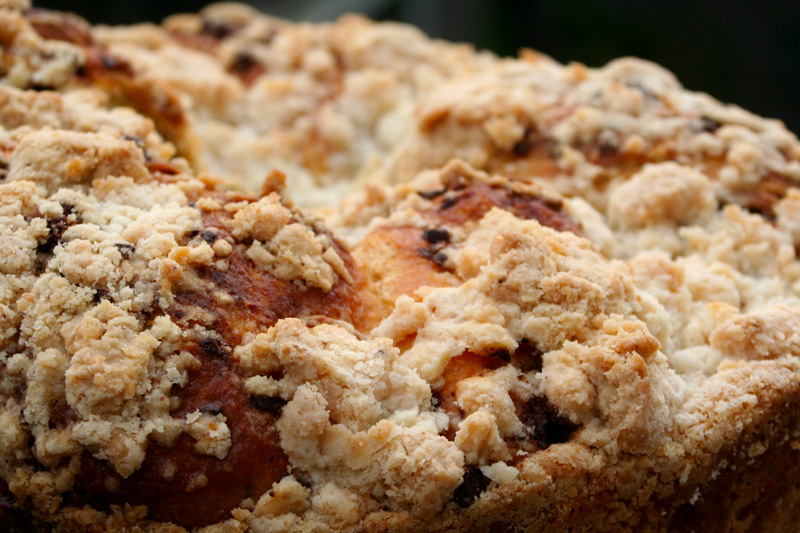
1 2 800 531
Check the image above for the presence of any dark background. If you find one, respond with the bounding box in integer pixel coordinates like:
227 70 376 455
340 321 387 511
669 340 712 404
39 0 800 134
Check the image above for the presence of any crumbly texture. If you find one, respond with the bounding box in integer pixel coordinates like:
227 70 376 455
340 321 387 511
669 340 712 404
1 2 800 532
92 2 496 207
0 65 365 529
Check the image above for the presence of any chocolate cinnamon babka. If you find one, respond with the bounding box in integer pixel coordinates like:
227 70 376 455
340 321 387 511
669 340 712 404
1 2 799 531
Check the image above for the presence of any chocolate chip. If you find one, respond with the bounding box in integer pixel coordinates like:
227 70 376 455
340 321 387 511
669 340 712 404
516 395 577 449
199 404 222 416
33 256 48 274
623 80 657 101
92 289 109 303
36 220 65 254
513 339 543 373
0 160 7 181
546 141 562 161
452 466 491 507
29 460 48 473
418 247 448 266
417 188 447 200
198 338 229 360
249 395 287 415
201 19 235 39
512 127 536 157
598 130 619 156
122 135 143 147
29 84 54 92
700 116 721 132
100 53 121 71
86 50 133 76
512 139 532 157
123 135 151 162
449 175 470 191
439 195 459 210
115 242 135 258
494 349 511 362
35 205 81 271
200 230 219 244
47 396 74 430
422 228 451 244
230 51 257 73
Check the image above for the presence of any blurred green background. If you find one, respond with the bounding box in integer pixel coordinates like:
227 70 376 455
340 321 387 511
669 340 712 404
41 0 800 134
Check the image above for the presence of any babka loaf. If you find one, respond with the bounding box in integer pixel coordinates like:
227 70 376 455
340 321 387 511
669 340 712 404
1 2 799 531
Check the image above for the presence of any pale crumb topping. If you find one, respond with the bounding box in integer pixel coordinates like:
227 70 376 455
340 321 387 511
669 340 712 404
231 192 352 290
94 2 496 205
709 305 800 360
0 81 357 523
386 56 800 217
0 9 85 91
10 130 149 193
607 162 717 229
378 209 646 377
455 407 510 464
236 319 463 518
372 208 679 458
184 409 232 459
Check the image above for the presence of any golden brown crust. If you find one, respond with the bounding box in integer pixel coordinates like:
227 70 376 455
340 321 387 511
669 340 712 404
353 161 581 325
